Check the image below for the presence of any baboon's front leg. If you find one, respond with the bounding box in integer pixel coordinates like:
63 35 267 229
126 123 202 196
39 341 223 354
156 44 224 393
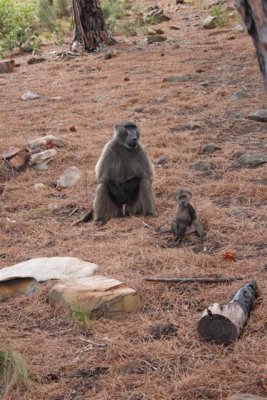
93 183 119 225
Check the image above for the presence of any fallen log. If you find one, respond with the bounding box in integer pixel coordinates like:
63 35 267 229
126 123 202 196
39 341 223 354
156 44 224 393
197 280 257 345
145 276 245 284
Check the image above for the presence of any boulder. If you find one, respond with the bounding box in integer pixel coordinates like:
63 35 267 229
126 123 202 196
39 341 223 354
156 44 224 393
49 276 143 320
203 16 217 29
26 135 65 151
240 153 267 166
0 257 98 283
57 166 83 189
0 278 39 300
248 110 267 122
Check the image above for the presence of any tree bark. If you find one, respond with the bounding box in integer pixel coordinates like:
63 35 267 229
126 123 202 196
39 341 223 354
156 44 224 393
197 280 257 345
71 0 113 52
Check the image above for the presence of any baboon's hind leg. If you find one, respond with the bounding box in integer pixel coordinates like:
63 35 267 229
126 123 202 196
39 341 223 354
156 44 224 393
94 183 119 225
129 178 155 216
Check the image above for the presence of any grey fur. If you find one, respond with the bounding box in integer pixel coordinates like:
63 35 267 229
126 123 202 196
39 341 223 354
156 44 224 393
94 121 155 225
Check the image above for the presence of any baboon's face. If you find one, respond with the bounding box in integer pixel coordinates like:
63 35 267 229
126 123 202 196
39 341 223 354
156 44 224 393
176 190 192 208
115 123 140 149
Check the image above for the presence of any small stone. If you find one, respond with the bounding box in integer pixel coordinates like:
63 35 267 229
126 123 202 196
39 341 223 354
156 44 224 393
21 91 41 101
240 153 267 166
203 16 217 29
202 143 221 153
230 90 249 101
124 77 130 82
200 81 209 86
0 278 39 300
7 149 30 171
26 135 65 151
29 148 57 167
163 75 190 83
133 107 144 113
27 57 46 65
49 96 63 101
34 183 46 190
32 163 49 171
2 147 20 160
154 155 169 166
261 264 267 272
149 323 177 339
147 35 167 44
69 125 77 132
234 23 245 32
49 276 143 320
248 109 267 122
193 162 215 171
170 25 180 30
185 121 201 130
57 166 82 189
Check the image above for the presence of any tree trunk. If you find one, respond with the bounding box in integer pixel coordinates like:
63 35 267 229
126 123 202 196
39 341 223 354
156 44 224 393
71 0 113 52
197 280 257 345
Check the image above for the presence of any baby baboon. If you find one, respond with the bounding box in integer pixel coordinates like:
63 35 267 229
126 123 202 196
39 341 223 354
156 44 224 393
94 121 155 225
0 60 15 74
171 188 205 241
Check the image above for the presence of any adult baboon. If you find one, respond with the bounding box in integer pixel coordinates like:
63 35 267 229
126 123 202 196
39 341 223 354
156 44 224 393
93 121 155 225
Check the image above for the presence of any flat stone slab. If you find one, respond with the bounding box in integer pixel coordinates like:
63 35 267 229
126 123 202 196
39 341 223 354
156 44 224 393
0 257 98 283
49 276 143 320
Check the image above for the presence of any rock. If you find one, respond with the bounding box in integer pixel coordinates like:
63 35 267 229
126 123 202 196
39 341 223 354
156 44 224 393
203 16 217 29
29 148 57 167
32 163 49 171
34 183 46 190
147 35 167 44
149 323 177 339
0 278 39 300
227 395 267 400
49 276 143 320
240 153 267 166
27 57 46 65
69 125 77 132
248 110 267 122
143 6 171 24
49 96 63 101
57 166 82 189
147 28 164 35
154 155 169 166
202 143 221 153
0 59 15 73
193 162 215 171
261 264 267 272
163 75 190 83
200 81 209 86
230 90 249 101
234 23 245 32
26 135 65 151
0 257 98 283
170 25 180 30
7 149 30 171
21 91 41 101
2 147 20 160
185 121 201 130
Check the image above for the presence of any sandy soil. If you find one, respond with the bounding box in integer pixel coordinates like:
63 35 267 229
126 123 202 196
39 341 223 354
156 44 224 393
0 1 267 399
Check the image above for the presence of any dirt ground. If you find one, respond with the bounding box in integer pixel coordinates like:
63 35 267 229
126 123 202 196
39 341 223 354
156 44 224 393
0 1 267 399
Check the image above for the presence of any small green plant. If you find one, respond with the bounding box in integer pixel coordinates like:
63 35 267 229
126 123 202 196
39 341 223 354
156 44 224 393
0 0 39 55
0 346 29 396
210 4 229 27
102 0 129 30
38 0 71 31
71 307 91 327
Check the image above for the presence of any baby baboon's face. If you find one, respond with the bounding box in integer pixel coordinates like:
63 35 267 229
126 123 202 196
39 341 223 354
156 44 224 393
176 189 192 208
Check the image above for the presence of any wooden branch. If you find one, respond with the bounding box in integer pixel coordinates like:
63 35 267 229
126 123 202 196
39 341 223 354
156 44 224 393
145 276 245 284
197 280 257 345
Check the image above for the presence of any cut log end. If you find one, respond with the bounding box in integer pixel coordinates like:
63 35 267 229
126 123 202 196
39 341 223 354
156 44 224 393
197 313 238 345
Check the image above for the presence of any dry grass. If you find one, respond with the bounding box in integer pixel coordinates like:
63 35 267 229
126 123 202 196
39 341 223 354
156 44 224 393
0 0 267 399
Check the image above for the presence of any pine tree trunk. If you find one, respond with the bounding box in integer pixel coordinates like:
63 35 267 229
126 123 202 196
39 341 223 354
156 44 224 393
71 0 113 52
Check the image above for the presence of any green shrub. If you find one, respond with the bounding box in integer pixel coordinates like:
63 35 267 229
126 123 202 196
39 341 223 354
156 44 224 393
38 0 71 31
102 0 129 30
210 4 229 27
0 0 39 55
